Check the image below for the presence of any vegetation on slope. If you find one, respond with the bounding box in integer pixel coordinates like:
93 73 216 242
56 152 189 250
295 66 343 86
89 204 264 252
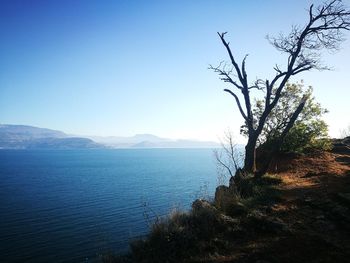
104 137 350 263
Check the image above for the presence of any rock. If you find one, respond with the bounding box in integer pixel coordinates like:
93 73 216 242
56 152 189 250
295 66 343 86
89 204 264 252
214 185 247 216
214 185 231 204
219 214 240 225
192 199 216 213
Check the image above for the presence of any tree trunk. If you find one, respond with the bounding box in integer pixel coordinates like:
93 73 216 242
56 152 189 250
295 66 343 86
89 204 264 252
256 96 308 177
244 135 257 174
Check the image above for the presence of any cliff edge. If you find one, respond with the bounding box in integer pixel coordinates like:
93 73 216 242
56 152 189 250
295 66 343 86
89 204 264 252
106 137 350 263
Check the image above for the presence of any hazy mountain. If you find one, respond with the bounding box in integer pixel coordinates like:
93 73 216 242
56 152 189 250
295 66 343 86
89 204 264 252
25 137 103 149
131 141 158 148
0 124 220 149
156 139 219 149
130 140 219 148
131 134 170 143
0 125 104 149
0 124 66 139
90 134 220 148
89 133 171 148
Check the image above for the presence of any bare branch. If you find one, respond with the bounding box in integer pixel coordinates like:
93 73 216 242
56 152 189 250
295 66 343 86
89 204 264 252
241 54 249 84
214 149 234 178
248 79 266 90
224 89 248 121
214 130 243 181
217 32 245 85
209 64 243 90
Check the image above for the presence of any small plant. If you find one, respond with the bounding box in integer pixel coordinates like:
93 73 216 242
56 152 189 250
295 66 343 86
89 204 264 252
130 203 223 263
191 181 211 201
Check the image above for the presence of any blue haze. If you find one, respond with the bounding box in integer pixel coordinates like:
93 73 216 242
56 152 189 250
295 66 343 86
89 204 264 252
0 149 217 262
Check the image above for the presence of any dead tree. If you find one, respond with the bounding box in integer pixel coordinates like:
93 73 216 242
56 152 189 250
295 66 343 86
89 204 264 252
211 0 350 175
214 130 244 183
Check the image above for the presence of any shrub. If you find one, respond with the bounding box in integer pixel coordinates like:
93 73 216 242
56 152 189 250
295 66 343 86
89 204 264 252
130 203 223 263
241 82 332 154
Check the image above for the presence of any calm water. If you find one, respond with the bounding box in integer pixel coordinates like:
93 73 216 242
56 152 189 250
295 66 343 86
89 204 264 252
0 149 217 263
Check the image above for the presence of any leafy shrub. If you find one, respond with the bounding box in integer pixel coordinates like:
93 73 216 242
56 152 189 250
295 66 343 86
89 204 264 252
241 82 332 154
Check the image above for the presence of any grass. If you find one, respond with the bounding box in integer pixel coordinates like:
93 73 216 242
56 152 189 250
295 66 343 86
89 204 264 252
129 202 226 263
103 143 350 262
237 174 283 207
103 173 284 263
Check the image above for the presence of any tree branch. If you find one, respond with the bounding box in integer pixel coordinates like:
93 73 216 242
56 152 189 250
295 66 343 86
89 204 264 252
224 89 248 121
209 64 243 90
256 95 308 177
217 32 245 85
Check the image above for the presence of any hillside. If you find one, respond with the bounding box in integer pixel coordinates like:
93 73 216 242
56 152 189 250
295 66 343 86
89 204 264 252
215 137 350 263
107 137 350 263
0 124 104 149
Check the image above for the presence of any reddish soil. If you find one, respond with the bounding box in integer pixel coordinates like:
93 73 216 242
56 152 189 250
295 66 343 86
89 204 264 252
235 138 350 263
206 138 350 263
260 141 350 263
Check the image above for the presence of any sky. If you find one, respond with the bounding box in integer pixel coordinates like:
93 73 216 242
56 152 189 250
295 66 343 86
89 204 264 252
0 0 349 142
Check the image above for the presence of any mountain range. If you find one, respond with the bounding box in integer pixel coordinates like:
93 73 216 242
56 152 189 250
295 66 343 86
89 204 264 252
0 124 103 149
0 124 219 149
88 134 219 148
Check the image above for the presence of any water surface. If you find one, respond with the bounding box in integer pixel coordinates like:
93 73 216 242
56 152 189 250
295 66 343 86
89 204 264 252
0 149 217 262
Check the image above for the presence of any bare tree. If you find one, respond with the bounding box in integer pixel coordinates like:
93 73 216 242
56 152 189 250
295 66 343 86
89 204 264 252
214 130 244 184
211 0 350 175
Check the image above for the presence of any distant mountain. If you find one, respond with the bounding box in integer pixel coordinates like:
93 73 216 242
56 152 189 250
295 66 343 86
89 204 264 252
0 124 66 139
25 137 103 149
0 124 220 149
131 134 170 143
90 134 220 148
89 133 171 148
0 125 104 149
131 141 158 148
156 139 219 149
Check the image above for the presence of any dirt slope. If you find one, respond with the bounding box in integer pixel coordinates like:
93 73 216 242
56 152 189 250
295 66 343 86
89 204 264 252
106 138 350 263
210 138 350 263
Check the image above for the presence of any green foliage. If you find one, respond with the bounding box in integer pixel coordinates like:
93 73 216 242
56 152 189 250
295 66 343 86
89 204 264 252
279 121 331 153
241 82 331 153
234 174 283 206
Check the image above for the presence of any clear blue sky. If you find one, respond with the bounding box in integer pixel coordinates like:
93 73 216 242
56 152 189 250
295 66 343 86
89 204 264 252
1 0 349 142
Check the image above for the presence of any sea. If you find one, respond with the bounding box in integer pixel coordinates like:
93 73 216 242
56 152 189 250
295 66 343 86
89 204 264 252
0 149 218 262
